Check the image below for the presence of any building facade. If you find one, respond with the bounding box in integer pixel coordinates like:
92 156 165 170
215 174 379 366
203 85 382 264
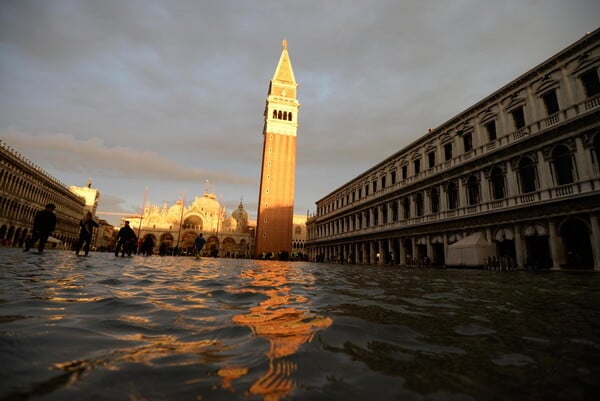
255 40 300 257
123 190 254 257
306 30 600 270
0 140 86 248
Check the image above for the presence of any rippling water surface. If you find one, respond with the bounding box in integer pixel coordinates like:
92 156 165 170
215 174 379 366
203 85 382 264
1 248 599 401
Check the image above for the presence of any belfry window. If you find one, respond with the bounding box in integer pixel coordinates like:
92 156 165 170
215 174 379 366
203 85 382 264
278 110 282 119
288 112 292 121
283 111 288 120
273 110 277 119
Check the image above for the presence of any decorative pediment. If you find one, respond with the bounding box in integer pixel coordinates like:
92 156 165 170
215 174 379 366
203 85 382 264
503 91 526 110
534 73 560 95
569 52 600 76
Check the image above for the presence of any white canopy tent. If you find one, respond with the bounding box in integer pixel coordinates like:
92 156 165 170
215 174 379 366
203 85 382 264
445 232 495 267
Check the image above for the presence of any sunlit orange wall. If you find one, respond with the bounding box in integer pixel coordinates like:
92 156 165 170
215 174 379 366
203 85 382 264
255 132 296 256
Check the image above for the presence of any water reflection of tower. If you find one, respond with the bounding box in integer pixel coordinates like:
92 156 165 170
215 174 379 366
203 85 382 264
230 263 332 400
255 39 300 258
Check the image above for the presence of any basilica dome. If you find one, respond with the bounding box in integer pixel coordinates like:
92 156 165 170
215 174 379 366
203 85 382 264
192 191 221 214
232 201 248 222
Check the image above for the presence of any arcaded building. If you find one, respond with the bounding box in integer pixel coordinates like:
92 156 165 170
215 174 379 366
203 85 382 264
306 29 600 270
0 140 86 248
124 190 254 258
255 40 300 257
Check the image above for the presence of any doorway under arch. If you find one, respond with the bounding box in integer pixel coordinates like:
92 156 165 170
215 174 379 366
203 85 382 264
560 218 594 269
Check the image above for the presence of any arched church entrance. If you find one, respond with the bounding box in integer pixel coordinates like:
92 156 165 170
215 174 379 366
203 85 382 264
560 218 594 269
180 231 197 253
222 237 236 257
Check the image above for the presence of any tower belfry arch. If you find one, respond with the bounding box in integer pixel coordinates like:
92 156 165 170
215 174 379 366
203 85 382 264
255 40 300 258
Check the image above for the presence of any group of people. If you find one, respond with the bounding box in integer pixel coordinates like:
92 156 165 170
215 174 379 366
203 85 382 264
23 204 207 258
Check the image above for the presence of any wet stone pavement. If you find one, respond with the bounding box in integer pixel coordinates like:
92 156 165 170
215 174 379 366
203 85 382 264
0 247 599 401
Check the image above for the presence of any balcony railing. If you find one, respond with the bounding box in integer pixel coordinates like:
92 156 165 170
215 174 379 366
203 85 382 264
312 94 600 222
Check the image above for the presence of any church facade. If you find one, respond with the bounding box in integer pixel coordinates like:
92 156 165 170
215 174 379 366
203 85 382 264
306 29 600 270
124 190 254 258
255 40 300 258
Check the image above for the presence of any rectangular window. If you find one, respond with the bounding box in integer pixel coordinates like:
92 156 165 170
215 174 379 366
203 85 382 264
427 151 435 168
391 171 396 185
542 90 559 115
485 120 497 141
413 159 421 175
372 180 377 192
511 106 526 129
381 176 386 188
358 188 362 199
444 143 453 161
365 185 369 196
581 69 600 97
463 133 473 153
401 165 408 180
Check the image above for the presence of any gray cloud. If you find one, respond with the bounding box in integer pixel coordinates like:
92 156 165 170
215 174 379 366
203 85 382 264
1 0 599 225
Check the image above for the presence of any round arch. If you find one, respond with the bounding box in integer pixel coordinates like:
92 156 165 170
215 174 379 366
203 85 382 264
559 217 594 268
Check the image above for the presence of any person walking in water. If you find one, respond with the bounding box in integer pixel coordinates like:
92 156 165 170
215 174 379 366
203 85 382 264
75 211 99 256
193 233 206 259
114 221 137 257
24 203 57 254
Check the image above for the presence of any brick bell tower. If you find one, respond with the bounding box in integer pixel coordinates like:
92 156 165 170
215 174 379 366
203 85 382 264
255 39 300 258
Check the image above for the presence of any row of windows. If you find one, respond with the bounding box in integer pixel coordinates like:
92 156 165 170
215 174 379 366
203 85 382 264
272 109 293 121
318 67 600 216
314 139 600 237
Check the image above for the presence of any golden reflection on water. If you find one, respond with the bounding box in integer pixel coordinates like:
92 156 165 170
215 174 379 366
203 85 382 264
229 263 332 401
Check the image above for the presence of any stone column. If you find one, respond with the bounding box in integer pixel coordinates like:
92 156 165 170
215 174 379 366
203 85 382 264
548 220 560 269
514 223 525 268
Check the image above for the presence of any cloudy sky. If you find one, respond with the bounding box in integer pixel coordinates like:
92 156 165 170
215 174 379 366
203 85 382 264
1 1 599 225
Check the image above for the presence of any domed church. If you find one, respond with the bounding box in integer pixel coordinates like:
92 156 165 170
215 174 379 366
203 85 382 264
124 190 254 258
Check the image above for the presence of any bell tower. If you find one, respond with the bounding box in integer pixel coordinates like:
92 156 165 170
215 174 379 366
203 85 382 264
255 40 300 258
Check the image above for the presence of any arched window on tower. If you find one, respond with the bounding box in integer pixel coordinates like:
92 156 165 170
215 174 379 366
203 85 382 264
288 112 293 121
273 110 277 119
283 111 287 120
278 110 282 119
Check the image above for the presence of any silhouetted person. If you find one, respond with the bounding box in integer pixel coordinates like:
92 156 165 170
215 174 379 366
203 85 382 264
193 233 206 258
24 203 57 254
75 211 99 256
114 221 137 257
141 235 155 256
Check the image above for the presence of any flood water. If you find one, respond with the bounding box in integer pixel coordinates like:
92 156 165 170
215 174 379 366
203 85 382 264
1 248 599 401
